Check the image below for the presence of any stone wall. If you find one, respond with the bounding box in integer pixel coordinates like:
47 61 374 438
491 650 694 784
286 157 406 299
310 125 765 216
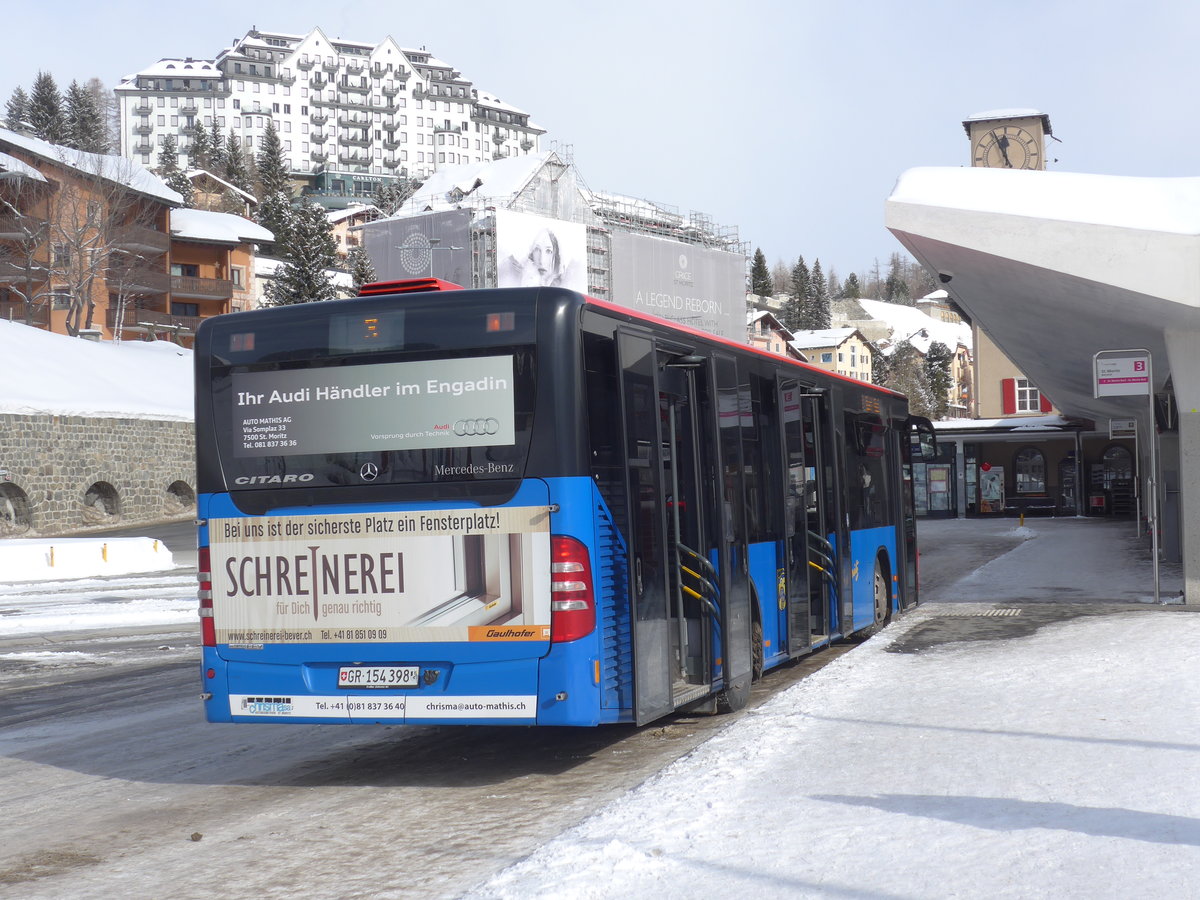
0 412 195 537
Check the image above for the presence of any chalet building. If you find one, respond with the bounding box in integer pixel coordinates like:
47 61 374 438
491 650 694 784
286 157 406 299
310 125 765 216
327 203 381 259
746 310 805 360
789 328 874 383
0 128 270 343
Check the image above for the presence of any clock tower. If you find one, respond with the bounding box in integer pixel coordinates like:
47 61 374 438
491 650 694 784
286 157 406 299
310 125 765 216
963 109 1052 170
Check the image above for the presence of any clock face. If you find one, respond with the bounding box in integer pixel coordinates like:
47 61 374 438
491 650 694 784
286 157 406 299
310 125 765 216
973 125 1041 169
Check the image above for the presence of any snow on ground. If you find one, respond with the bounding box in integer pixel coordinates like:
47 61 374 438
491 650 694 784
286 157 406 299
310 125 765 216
0 319 192 420
0 537 194 636
469 519 1199 899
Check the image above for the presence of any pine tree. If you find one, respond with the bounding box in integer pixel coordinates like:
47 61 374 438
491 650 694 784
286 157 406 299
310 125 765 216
254 191 293 257
188 124 211 172
5 86 30 132
264 201 338 305
85 78 118 153
884 252 912 305
780 255 811 330
207 121 226 173
750 247 773 298
27 71 66 144
374 177 422 215
883 342 935 416
255 119 291 199
156 134 193 207
842 272 862 300
924 341 954 419
224 130 251 192
808 259 832 329
64 80 106 153
825 265 841 302
347 243 377 293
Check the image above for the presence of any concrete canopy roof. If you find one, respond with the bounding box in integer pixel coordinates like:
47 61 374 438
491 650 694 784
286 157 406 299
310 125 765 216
885 166 1200 425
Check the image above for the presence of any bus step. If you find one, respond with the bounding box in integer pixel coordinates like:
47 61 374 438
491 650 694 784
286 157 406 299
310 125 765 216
672 681 711 707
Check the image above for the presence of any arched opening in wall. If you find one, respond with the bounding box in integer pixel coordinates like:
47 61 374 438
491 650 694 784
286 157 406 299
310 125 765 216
165 480 196 513
0 484 32 536
82 481 121 525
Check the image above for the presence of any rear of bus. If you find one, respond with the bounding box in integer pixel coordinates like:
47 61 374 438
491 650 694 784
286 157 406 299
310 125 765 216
194 286 603 725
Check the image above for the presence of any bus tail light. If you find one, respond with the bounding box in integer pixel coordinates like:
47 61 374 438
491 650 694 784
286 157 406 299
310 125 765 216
198 545 215 647
550 536 595 643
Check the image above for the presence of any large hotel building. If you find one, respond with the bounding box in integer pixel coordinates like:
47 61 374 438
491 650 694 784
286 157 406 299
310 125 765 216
115 26 545 204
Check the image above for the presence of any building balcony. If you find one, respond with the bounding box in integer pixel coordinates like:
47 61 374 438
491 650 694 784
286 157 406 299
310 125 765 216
311 130 328 143
521 139 534 151
310 76 328 90
107 305 201 336
0 214 47 239
108 264 171 295
133 103 153 116
112 224 170 255
321 60 339 74
133 142 153 154
337 115 369 129
297 57 315 70
338 135 371 148
341 81 370 95
0 299 49 326
382 85 400 98
0 260 47 283
346 61 364 75
383 157 401 169
311 150 328 162
492 130 505 144
337 152 369 166
171 274 233 300
180 104 198 116
412 87 425 100
133 123 153 135
310 112 329 125
278 73 296 85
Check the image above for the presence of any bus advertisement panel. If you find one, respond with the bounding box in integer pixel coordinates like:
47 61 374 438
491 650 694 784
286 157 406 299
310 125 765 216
209 505 551 645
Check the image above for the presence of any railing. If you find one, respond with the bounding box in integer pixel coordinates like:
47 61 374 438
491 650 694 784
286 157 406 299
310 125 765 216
0 214 46 238
338 135 371 147
0 300 49 326
133 123 153 135
111 224 170 255
106 306 201 334
108 266 171 294
170 275 233 300
297 57 315 70
311 112 329 125
133 103 153 115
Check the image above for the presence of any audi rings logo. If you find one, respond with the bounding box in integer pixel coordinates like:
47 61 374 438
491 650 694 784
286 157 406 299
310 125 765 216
359 463 379 482
454 418 500 437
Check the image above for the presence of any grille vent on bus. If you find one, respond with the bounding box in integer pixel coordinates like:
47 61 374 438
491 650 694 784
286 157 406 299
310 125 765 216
596 502 632 711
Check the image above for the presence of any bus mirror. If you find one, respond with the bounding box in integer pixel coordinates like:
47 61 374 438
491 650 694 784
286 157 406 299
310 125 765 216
906 415 937 460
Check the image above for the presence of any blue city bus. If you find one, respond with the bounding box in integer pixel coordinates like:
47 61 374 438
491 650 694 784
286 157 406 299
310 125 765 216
195 279 933 726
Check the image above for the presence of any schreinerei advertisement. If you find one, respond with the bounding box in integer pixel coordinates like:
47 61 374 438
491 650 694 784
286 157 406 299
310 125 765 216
608 231 746 341
495 210 587 291
210 506 552 646
233 355 515 457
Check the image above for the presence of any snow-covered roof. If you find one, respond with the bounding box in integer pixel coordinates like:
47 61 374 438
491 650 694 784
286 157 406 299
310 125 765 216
963 108 1052 135
891 166 1200 236
789 327 859 350
934 414 1077 432
0 319 192 420
0 128 181 205
474 91 531 116
853 298 971 355
184 169 258 205
388 152 555 218
326 204 381 225
126 58 221 80
0 151 47 183
170 208 273 245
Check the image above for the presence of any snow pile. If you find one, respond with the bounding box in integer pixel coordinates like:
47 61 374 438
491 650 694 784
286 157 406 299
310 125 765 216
0 320 192 420
0 537 174 582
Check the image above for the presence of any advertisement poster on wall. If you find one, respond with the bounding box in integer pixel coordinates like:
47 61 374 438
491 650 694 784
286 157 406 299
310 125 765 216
495 210 587 291
979 466 1005 514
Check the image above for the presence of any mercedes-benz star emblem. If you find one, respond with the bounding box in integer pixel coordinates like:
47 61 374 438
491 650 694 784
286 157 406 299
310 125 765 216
359 463 379 482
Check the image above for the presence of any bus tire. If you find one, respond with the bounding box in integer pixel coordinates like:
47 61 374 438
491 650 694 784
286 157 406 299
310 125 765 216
862 556 892 637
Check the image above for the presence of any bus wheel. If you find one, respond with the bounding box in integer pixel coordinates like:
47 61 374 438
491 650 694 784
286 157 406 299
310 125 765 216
872 558 892 630
751 619 764 682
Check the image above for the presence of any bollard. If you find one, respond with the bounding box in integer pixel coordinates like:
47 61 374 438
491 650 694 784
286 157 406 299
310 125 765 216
102 543 108 562
153 540 159 552
49 545 54 567
1020 512 1025 527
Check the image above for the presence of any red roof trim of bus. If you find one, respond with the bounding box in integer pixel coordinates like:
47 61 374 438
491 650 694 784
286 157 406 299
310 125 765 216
583 294 907 399
357 277 465 296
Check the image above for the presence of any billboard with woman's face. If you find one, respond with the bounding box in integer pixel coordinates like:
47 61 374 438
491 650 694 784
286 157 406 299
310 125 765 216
496 210 587 291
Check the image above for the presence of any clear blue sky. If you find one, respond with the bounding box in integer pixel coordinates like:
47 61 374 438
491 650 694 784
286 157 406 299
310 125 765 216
6 0 1199 281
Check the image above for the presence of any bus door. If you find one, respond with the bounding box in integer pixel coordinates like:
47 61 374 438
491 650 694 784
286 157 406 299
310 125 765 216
618 331 674 725
658 351 720 709
797 388 836 642
779 380 815 654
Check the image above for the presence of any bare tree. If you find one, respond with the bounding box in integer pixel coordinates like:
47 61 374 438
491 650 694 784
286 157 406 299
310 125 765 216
0 174 54 326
